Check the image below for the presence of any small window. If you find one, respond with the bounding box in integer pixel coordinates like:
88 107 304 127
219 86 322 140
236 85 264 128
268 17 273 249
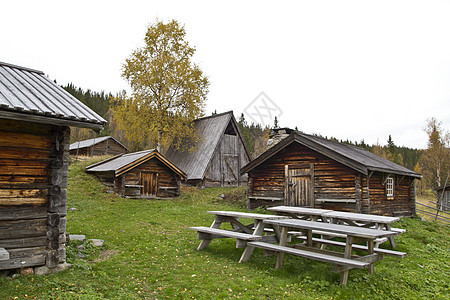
386 177 394 197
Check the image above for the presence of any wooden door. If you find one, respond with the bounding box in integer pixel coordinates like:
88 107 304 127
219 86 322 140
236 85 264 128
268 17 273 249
284 164 314 207
141 172 158 197
222 154 239 186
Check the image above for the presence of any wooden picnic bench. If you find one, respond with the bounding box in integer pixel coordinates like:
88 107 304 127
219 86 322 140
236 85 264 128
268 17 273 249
267 206 404 248
246 218 400 284
189 211 288 252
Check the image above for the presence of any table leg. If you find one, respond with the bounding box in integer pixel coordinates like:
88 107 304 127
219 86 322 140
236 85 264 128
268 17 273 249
276 226 288 269
368 239 375 274
197 216 222 250
385 224 396 248
340 236 353 285
306 229 313 247
239 220 266 263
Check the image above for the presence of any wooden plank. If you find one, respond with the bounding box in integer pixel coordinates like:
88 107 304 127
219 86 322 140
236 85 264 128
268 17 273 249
322 211 399 223
264 219 397 239
0 236 47 249
0 189 47 198
0 254 46 270
0 197 47 205
0 219 47 239
296 236 407 257
0 205 47 221
190 227 262 241
248 242 369 268
207 211 288 220
267 206 332 215
0 248 9 261
0 131 51 150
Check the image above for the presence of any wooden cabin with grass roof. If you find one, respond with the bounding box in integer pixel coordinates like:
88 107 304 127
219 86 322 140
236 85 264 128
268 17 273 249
0 61 106 273
86 149 186 198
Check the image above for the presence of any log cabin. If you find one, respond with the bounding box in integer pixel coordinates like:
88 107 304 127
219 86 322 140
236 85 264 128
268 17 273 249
241 129 421 216
0 61 106 273
69 136 128 157
165 111 251 187
86 149 186 198
435 185 450 212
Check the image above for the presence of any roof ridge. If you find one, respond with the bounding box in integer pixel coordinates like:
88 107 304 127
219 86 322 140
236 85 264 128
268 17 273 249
194 110 233 122
0 61 44 75
122 149 155 157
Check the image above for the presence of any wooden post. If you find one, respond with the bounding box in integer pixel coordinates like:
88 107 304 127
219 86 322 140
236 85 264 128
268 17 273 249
197 216 223 250
367 239 375 274
340 236 353 285
47 126 70 267
284 165 289 205
435 175 449 221
275 226 288 269
239 220 266 263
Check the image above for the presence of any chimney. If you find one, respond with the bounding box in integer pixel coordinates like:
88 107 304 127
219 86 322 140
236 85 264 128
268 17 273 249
267 127 294 148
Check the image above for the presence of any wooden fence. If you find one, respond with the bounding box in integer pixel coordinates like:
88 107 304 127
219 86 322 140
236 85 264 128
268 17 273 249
416 201 450 224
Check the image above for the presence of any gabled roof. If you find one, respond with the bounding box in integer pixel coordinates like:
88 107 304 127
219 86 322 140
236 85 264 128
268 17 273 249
165 111 251 180
86 149 186 178
69 136 128 151
241 131 421 178
0 61 106 130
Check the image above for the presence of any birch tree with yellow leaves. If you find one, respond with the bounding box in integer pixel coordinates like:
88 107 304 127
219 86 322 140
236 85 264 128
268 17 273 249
111 20 209 151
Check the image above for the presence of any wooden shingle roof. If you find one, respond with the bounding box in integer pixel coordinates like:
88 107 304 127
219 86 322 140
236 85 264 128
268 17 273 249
0 61 106 130
241 131 421 178
165 111 250 180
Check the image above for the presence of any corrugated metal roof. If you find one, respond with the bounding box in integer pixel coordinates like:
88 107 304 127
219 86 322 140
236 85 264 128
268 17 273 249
69 136 128 152
86 149 186 178
0 61 106 129
164 111 233 180
69 136 111 150
86 149 156 172
242 131 421 178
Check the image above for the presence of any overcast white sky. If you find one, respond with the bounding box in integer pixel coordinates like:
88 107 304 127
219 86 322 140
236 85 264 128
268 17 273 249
2 0 449 149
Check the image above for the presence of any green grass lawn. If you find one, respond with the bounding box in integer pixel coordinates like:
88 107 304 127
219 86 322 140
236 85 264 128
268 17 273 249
0 158 449 299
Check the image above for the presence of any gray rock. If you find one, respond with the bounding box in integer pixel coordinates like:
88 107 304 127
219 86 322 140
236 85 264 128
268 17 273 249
69 235 86 242
90 239 104 247
34 263 72 275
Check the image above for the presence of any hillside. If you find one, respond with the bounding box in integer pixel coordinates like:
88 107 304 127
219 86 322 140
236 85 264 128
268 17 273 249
1 157 448 299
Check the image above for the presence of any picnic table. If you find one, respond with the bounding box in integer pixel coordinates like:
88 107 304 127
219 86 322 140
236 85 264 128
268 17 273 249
267 206 332 221
189 211 288 259
247 218 401 284
267 206 403 248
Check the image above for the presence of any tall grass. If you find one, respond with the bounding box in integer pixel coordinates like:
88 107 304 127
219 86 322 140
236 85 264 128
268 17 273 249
0 158 449 299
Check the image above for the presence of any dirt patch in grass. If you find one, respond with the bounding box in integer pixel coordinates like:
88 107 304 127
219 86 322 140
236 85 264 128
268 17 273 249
94 250 119 262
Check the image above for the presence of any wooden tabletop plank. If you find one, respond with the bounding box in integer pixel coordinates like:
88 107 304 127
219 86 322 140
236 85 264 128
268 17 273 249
321 211 400 223
267 206 333 215
263 219 397 239
207 211 289 220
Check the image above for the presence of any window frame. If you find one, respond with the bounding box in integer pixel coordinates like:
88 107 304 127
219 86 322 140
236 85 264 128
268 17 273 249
386 177 394 197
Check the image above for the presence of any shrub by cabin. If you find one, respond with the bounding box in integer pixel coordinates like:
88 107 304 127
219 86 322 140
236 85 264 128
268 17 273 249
86 150 186 199
69 136 128 157
165 111 251 188
242 129 421 216
0 61 105 273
